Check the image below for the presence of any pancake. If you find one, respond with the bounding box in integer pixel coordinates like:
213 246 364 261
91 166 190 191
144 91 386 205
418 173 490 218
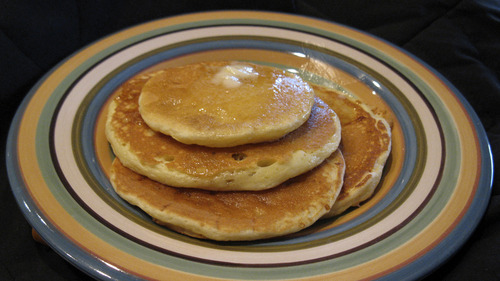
313 85 392 218
110 150 345 241
105 73 341 191
138 61 315 147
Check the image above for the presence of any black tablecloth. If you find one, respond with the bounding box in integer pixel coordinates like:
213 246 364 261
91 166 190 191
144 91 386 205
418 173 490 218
1 1 498 280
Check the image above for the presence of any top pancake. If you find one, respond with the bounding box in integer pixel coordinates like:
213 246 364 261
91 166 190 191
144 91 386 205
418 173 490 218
138 61 316 147
105 72 341 191
313 85 392 217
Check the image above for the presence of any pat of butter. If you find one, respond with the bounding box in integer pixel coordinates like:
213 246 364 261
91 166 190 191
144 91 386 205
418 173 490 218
212 64 259 88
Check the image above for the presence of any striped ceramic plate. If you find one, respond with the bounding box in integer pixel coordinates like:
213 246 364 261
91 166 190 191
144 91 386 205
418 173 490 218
7 11 493 280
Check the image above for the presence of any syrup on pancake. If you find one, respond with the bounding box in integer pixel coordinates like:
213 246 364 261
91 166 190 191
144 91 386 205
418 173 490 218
138 61 316 147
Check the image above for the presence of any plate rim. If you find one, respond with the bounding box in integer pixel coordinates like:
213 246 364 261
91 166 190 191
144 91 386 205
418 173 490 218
6 10 493 281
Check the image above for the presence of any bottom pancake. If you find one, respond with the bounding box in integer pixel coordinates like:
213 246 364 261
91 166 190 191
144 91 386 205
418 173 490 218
313 85 392 218
110 150 345 241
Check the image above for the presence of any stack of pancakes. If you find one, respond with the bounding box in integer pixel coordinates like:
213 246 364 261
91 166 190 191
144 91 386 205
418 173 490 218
106 61 391 241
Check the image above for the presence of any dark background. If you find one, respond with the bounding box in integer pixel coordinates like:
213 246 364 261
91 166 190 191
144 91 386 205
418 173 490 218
1 0 498 280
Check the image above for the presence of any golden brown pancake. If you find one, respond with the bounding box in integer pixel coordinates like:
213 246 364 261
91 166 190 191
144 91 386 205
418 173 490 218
110 150 345 241
105 72 341 191
313 85 392 217
138 61 315 147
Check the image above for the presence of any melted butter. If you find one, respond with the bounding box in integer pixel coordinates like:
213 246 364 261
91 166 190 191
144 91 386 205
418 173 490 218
211 64 259 88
